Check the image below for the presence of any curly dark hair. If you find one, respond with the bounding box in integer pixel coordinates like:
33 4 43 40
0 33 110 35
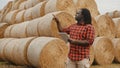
81 8 92 24
75 8 92 24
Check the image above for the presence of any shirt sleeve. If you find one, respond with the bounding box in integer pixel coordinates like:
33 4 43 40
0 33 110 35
86 25 95 45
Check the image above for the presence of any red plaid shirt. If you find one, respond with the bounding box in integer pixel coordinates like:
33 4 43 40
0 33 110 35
63 23 95 61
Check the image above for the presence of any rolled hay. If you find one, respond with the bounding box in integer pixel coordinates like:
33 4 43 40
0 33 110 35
26 19 40 37
11 37 35 65
105 10 120 18
31 1 46 19
90 46 94 65
30 0 41 7
0 1 13 15
45 0 76 16
105 11 116 18
0 23 9 38
27 37 69 68
114 11 120 18
0 38 15 60
112 38 120 63
10 21 29 38
38 14 60 38
38 11 75 38
73 0 100 17
0 1 13 22
93 37 114 65
19 1 27 10
113 18 120 38
11 0 27 10
4 25 14 38
24 0 33 9
15 10 25 23
92 17 99 37
49 11 76 31
4 39 19 62
95 15 116 38
4 10 20 24
24 8 33 21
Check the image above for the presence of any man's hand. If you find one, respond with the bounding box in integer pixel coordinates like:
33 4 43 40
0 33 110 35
52 14 59 23
52 14 63 31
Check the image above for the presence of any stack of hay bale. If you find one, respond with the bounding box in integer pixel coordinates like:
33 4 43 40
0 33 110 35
105 10 120 64
0 0 101 68
93 10 120 65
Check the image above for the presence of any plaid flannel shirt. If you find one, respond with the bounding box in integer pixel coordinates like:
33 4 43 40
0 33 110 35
63 23 95 61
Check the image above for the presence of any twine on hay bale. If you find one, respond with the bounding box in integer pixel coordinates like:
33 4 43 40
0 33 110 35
93 37 114 65
27 37 69 68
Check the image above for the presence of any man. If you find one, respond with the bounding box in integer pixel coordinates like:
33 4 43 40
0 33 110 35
53 8 95 68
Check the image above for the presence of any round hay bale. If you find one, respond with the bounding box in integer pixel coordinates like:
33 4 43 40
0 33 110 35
1 1 13 22
24 8 33 21
25 0 33 9
10 21 29 38
114 11 120 18
49 11 76 31
11 0 26 10
4 25 14 38
12 37 35 65
92 17 98 37
19 1 27 10
26 19 39 37
15 10 25 23
37 12 60 38
27 37 69 68
90 46 94 65
105 12 114 18
105 10 119 18
4 10 20 24
4 39 18 62
73 0 99 17
93 37 114 65
113 18 120 38
1 1 13 15
45 0 76 16
0 23 9 38
112 38 120 63
30 0 41 7
95 15 116 38
31 1 46 19
0 38 15 60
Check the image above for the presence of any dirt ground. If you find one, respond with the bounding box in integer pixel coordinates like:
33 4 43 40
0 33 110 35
91 64 120 68
1 61 120 68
